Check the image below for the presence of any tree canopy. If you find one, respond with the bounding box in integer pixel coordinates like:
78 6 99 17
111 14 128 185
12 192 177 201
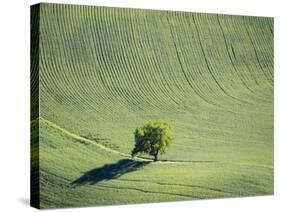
131 120 174 161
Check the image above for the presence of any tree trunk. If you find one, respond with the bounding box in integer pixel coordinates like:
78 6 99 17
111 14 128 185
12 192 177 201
154 153 158 162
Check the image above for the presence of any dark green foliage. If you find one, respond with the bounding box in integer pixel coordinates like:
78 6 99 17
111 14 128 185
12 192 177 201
132 120 174 161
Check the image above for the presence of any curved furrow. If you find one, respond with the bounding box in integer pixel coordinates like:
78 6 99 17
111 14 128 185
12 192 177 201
139 12 197 110
129 14 183 112
165 14 221 108
170 13 242 108
66 6 128 126
67 7 148 137
192 14 252 105
153 13 203 108
176 14 234 103
66 6 129 120
169 12 225 104
93 10 135 109
119 11 188 113
229 15 272 100
246 17 273 82
82 8 133 115
222 16 266 94
115 9 166 111
55 7 178 142
41 6 96 117
140 15 187 109
98 8 172 113
248 17 273 70
91 7 173 113
242 17 273 86
229 16 273 98
40 5 130 138
100 8 147 110
118 9 186 113
40 14 77 111
119 13 167 114
78 8 142 126
248 18 274 82
217 15 257 94
216 15 270 103
37 4 274 158
173 12 222 101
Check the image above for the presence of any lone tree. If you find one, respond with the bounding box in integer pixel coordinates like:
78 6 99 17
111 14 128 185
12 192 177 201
131 120 174 161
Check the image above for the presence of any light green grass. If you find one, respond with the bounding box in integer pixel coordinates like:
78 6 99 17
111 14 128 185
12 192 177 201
31 3 273 209
36 120 272 208
36 122 273 208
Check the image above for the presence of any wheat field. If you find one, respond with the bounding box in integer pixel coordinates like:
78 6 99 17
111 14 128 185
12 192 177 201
31 3 273 209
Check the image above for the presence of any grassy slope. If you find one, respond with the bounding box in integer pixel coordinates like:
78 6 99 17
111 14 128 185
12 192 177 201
37 119 272 208
32 3 273 208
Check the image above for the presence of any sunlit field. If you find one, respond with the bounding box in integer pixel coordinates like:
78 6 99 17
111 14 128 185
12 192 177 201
31 3 273 209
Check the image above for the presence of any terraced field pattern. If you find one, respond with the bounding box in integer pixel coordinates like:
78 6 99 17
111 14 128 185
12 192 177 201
31 3 274 209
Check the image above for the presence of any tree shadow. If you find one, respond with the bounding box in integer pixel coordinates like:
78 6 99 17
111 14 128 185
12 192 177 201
71 159 150 186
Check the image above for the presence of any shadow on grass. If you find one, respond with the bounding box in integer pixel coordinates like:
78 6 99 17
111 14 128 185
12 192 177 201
71 159 150 186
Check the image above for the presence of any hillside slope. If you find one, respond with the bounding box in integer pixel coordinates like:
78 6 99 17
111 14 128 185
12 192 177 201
31 3 273 208
35 119 273 208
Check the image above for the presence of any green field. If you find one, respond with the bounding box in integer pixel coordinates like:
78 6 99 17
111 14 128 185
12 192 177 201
31 3 274 209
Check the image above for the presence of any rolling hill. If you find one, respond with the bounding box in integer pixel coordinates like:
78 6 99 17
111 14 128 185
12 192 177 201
31 3 273 209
